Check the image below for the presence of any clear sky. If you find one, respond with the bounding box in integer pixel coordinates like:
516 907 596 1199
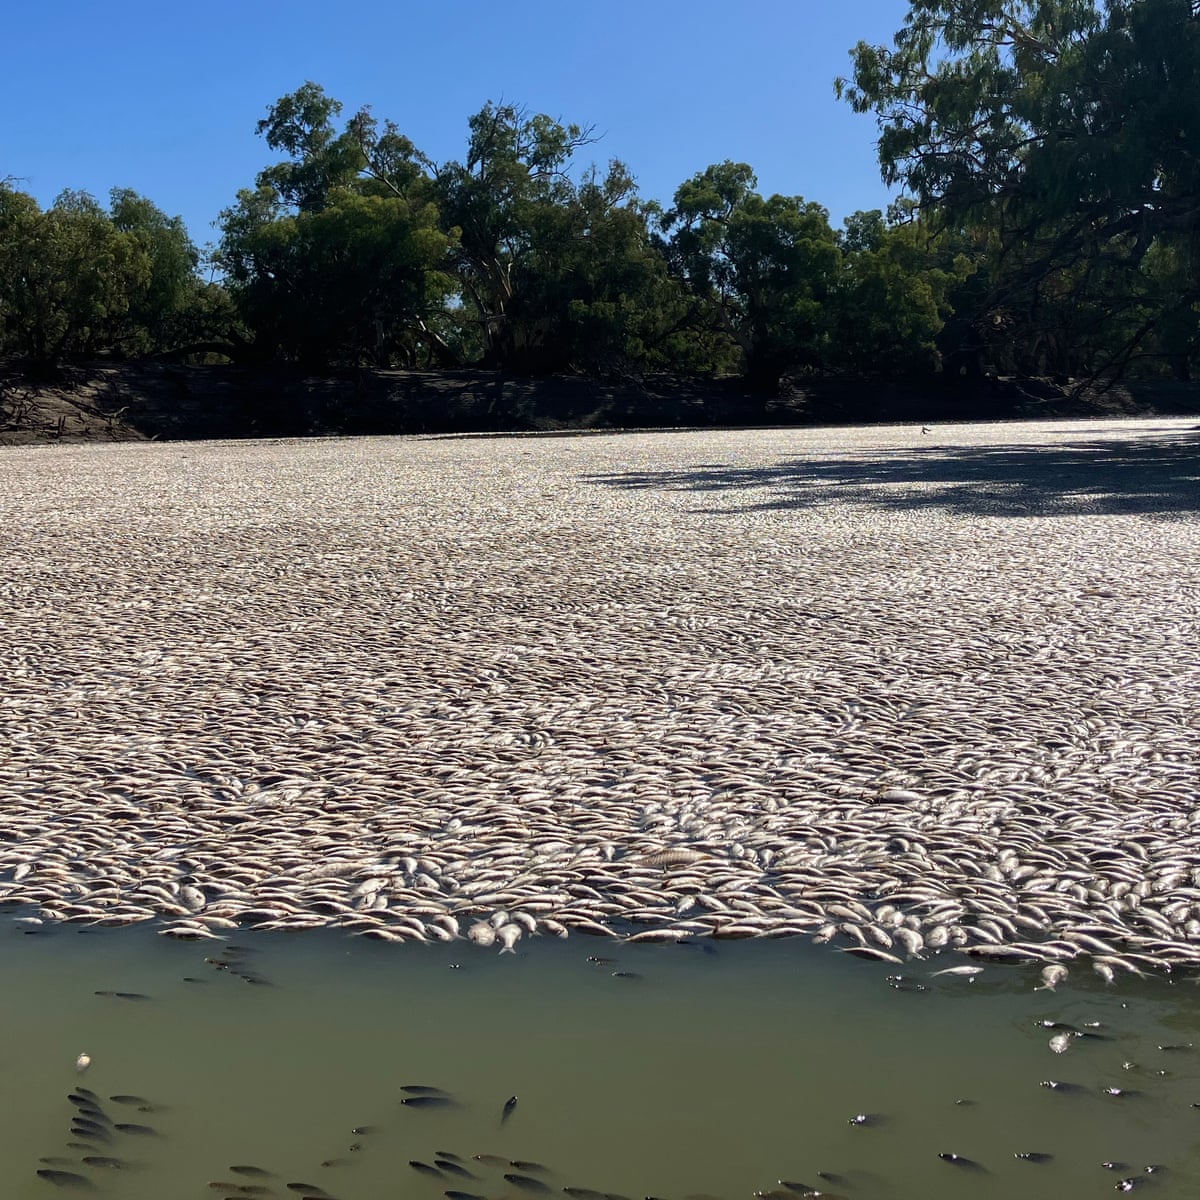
3 1 912 251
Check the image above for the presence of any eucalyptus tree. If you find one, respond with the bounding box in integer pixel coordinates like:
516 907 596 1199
218 83 455 367
661 162 841 391
838 0 1200 379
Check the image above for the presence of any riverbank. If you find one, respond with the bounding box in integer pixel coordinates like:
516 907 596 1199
3 360 1198 444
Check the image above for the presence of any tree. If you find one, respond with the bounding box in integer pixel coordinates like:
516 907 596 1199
661 162 841 391
0 186 149 364
838 0 1200 380
218 84 455 368
426 101 602 370
831 210 969 376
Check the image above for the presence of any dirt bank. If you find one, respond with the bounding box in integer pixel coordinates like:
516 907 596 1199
3 360 1198 445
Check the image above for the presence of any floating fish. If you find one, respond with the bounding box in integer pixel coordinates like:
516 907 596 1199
74 1053 92 1073
436 1160 476 1179
503 1174 551 1193
35 1168 92 1188
929 966 983 978
1049 1033 1074 1054
1036 964 1069 992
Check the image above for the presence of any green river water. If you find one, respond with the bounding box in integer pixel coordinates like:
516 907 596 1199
3 917 1199 1200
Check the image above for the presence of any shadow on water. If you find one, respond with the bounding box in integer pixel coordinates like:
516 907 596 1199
582 430 1200 519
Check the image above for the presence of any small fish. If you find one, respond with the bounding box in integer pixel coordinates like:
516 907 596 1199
929 966 983 979
611 971 641 980
109 1095 150 1107
35 1169 93 1188
444 1193 488 1200
1115 1179 1139 1192
1036 964 1069 992
503 1174 550 1193
402 1095 454 1108
501 1095 518 1124
1040 1079 1083 1092
285 1186 330 1196
1014 1152 1053 1163
400 1085 449 1096
938 1152 984 1170
586 956 614 965
410 1161 444 1178
114 1123 157 1134
1102 1162 1129 1171
81 1157 126 1169
510 1160 547 1172
496 924 522 954
230 1166 272 1177
113 992 150 1001
436 1161 476 1179
562 1189 606 1200
848 1112 880 1126
472 1154 509 1167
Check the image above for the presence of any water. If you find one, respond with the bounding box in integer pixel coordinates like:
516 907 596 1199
3 918 1200 1199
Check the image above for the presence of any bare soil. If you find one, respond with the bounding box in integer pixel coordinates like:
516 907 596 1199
2 359 1198 445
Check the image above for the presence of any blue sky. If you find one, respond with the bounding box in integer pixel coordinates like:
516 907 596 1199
3 2 911 251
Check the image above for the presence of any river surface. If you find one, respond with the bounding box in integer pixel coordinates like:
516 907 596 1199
3 919 1199 1200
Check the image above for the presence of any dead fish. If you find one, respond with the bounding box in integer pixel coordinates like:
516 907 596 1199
1049 1033 1074 1054
501 1095 518 1124
436 1160 476 1179
74 1053 92 1073
938 1153 985 1170
496 924 523 954
409 1161 443 1178
503 1174 550 1192
1036 965 1069 992
402 1095 455 1108
929 966 983 979
35 1170 93 1188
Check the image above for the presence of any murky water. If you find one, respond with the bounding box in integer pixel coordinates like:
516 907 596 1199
3 919 1200 1199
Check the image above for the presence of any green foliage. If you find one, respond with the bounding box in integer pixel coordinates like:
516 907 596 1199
662 163 841 390
838 0 1200 380
218 83 454 367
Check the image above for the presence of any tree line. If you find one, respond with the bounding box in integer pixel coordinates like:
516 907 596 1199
2 0 1196 392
